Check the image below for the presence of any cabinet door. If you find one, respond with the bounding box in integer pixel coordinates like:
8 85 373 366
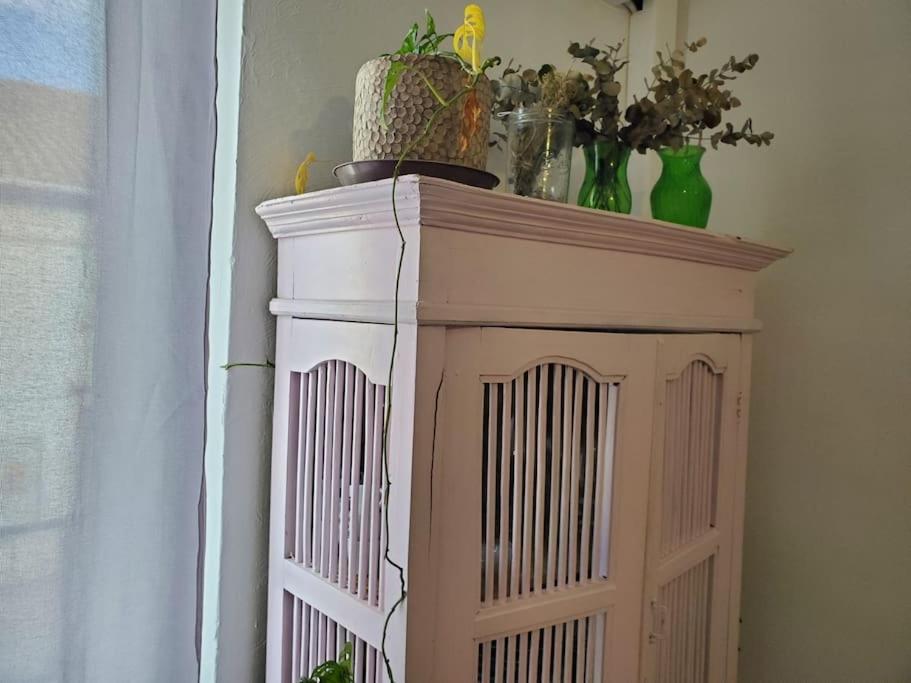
266 317 403 683
640 335 743 683
431 327 658 683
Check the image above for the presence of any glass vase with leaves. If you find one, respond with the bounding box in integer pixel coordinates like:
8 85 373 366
492 41 634 212
567 41 632 213
621 38 774 228
493 66 585 201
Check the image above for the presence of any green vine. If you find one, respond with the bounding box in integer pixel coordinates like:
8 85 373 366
221 360 275 370
379 70 482 683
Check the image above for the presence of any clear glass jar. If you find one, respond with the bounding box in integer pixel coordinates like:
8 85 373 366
505 109 574 202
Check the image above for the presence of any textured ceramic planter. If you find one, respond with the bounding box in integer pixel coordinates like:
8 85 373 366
352 54 492 170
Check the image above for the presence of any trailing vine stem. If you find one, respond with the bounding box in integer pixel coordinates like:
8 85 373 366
221 360 275 370
379 74 477 683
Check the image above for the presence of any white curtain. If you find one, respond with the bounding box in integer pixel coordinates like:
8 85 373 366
0 1 216 680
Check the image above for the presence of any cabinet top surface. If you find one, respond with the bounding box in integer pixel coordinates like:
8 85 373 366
256 175 790 273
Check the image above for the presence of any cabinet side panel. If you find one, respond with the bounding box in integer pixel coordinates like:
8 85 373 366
403 327 447 683
725 335 750 682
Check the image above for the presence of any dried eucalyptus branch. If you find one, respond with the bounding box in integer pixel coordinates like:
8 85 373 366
621 37 774 152
490 40 628 148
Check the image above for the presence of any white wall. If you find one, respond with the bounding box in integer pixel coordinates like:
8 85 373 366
681 1 911 680
202 1 631 680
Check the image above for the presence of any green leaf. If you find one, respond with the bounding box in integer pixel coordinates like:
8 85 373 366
381 61 408 127
398 22 419 54
425 9 435 36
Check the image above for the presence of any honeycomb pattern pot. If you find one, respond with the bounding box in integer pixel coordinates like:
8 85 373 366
353 54 492 171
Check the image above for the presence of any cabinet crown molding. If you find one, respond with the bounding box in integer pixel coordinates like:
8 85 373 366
257 175 791 272
259 176 789 333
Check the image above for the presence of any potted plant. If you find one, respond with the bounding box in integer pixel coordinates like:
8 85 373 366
352 7 497 171
622 38 774 228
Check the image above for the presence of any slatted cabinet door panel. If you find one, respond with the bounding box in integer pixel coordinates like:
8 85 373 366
267 317 412 683
432 328 658 682
640 335 742 683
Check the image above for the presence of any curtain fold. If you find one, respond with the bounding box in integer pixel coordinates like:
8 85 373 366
1 1 216 680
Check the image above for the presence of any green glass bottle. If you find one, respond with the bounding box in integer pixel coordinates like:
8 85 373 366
577 139 632 214
650 145 712 228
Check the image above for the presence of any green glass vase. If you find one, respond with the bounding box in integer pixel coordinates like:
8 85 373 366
650 145 712 228
577 139 632 213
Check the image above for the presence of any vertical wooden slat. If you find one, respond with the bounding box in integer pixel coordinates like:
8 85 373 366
528 628 540 683
702 371 715 531
593 612 605 682
347 371 365 593
533 365 548 593
665 372 681 555
354 640 365 683
568 372 583 585
693 366 707 538
312 364 327 571
678 367 691 555
659 381 677 560
302 373 318 568
494 636 506 683
485 384 496 604
517 631 529 683
674 370 686 554
677 368 688 554
685 365 700 549
593 384 607 578
326 620 335 667
708 369 719 528
563 621 574 683
317 612 327 666
705 372 719 530
481 641 492 683
499 383 511 601
558 369 573 588
339 363 355 587
684 564 695 682
512 374 524 599
541 624 552 683
580 379 596 581
293 375 307 563
358 380 375 601
585 615 596 681
308 605 317 677
697 562 706 682
506 634 517 683
552 622 564 683
522 368 536 595
328 361 345 581
675 566 684 681
339 626 347 663
368 384 385 606
574 611 587 681
319 362 336 577
366 643 377 683
301 603 311 678
547 365 563 590
291 598 301 680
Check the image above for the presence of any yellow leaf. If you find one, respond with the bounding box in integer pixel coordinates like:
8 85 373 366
453 4 485 72
294 152 316 194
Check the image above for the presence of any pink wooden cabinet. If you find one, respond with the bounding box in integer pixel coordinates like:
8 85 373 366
257 176 789 683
